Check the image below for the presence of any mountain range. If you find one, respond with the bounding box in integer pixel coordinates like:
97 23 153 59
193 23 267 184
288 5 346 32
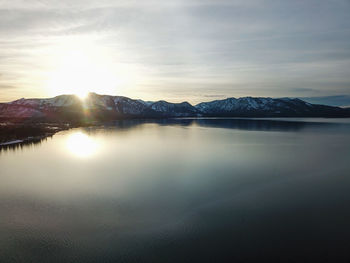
0 92 349 123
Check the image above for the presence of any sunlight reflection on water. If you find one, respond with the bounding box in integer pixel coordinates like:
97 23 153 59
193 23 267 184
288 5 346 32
65 131 101 158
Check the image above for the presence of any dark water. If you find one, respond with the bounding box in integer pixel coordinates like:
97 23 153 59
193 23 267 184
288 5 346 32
1 118 350 263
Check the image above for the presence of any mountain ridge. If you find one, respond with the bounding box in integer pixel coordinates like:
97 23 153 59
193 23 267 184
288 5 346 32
0 92 349 122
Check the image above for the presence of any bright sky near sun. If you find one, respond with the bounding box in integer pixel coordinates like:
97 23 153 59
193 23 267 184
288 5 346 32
0 0 350 103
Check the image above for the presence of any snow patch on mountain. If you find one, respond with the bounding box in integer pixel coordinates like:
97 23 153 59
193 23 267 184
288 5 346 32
10 95 80 108
113 96 148 115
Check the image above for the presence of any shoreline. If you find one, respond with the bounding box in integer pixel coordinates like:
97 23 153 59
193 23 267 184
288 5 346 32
0 139 24 146
1 117 350 147
0 123 71 148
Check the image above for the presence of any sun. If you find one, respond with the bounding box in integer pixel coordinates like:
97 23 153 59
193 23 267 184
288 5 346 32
46 45 118 99
43 37 144 99
75 90 89 100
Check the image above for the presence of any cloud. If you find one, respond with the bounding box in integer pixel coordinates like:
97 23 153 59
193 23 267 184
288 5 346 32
300 95 350 107
0 0 350 102
289 88 316 93
0 84 17 90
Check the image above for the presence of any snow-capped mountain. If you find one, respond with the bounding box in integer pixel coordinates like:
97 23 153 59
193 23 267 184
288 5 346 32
0 103 45 119
10 95 81 108
147 101 198 117
194 97 346 117
0 93 349 122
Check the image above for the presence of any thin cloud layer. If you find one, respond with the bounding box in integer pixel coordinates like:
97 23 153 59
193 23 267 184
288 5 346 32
0 0 349 103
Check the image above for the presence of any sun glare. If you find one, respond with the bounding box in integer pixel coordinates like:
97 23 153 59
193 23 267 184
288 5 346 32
66 131 100 158
46 41 120 98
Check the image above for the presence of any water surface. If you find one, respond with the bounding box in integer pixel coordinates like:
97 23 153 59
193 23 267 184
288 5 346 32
1 118 350 262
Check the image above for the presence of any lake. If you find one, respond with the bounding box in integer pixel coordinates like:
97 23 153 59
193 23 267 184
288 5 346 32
1 118 350 262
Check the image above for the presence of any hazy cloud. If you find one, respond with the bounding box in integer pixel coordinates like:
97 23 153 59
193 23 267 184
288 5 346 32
0 0 350 102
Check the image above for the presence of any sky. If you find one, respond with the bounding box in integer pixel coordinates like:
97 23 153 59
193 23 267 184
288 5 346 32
0 0 350 104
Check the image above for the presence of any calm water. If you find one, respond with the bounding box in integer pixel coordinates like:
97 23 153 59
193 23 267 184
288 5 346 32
1 118 350 262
